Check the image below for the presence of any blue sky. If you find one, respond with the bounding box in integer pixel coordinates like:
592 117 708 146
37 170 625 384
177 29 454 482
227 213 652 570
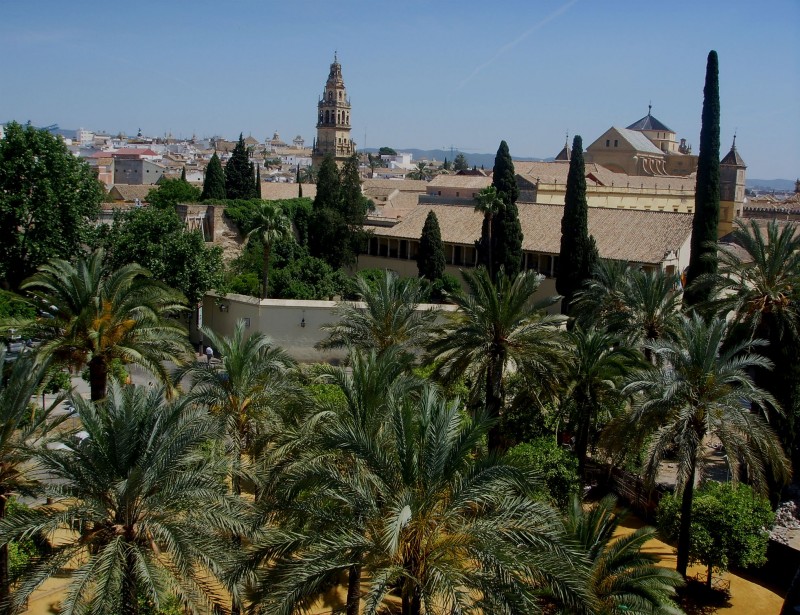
2 1 798 179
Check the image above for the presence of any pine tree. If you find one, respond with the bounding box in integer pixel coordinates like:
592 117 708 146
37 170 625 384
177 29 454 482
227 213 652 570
453 153 468 172
225 133 256 199
180 166 186 182
200 152 226 201
417 211 446 282
490 140 523 280
557 135 599 316
684 50 721 307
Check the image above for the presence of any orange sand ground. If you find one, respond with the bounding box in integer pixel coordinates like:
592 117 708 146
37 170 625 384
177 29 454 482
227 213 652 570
22 517 785 614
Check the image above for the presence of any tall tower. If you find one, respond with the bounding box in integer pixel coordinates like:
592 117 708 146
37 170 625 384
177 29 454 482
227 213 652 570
312 53 355 166
719 135 747 237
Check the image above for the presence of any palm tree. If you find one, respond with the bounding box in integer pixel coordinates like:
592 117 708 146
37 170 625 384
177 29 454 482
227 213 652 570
317 270 438 357
573 263 683 363
0 383 247 615
562 326 641 479
622 314 791 577
22 249 190 401
0 350 65 603
427 267 567 450
408 161 429 181
474 186 502 279
176 321 297 497
563 495 684 614
247 202 292 299
703 219 800 467
250 381 590 615
241 348 422 615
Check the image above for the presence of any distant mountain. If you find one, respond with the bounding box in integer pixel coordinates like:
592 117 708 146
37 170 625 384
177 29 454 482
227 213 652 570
362 148 546 170
747 178 795 192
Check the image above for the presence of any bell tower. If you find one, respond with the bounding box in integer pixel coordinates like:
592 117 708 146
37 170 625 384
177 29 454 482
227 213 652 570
312 53 355 166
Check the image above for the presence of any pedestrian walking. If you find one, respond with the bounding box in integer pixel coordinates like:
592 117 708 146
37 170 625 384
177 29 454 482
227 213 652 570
205 345 213 365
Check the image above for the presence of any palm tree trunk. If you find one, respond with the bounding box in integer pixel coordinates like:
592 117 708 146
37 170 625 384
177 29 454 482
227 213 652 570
574 400 591 482
486 361 504 451
88 355 108 402
0 492 8 605
676 456 697 577
401 582 422 615
122 550 140 615
263 245 271 299
345 563 361 615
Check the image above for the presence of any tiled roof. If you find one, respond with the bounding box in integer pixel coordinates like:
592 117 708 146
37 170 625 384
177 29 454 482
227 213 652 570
362 179 428 193
366 203 693 265
720 144 746 167
110 184 155 202
514 161 695 192
259 182 317 200
427 175 492 189
627 113 673 132
111 148 158 157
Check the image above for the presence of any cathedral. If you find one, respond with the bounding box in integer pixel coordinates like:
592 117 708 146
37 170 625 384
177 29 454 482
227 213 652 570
312 53 356 166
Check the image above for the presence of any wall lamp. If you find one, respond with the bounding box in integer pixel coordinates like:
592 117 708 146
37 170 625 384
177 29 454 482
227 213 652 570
219 304 229 312
300 317 306 328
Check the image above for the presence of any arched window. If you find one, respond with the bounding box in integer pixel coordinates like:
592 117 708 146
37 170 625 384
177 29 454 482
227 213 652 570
325 110 330 123
328 91 333 101
338 91 342 100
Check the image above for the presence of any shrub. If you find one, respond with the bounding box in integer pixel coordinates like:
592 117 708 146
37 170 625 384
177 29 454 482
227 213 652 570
505 438 580 508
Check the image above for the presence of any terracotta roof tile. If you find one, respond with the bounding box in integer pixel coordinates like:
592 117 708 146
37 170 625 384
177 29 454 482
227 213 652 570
366 203 693 265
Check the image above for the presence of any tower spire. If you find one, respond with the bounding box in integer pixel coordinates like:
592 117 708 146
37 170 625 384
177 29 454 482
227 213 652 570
648 101 652 116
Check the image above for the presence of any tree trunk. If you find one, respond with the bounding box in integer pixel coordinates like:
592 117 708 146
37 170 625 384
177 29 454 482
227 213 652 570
122 549 139 615
574 399 591 482
486 360 504 451
676 456 697 577
707 563 713 588
0 493 8 605
263 245 272 299
401 582 422 615
88 355 108 402
345 563 361 615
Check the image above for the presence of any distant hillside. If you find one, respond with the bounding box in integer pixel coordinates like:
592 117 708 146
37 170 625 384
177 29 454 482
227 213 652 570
747 178 795 192
363 148 546 170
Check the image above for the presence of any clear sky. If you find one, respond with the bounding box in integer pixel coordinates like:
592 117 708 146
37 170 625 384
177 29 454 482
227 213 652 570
2 1 798 179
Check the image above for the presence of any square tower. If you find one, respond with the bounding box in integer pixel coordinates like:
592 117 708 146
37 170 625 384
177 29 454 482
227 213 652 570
312 54 356 166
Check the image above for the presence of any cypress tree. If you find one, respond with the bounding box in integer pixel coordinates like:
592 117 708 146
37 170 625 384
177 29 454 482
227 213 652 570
180 166 186 182
557 135 599 315
296 165 302 198
684 50 721 307
313 154 340 212
490 140 523 280
225 133 256 199
200 152 226 200
417 210 446 282
254 165 261 198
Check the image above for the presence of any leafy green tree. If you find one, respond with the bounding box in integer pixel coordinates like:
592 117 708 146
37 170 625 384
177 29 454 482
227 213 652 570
146 177 200 209
102 207 223 328
491 140 524 280
269 254 342 300
0 350 61 603
704 218 800 470
0 121 103 289
565 495 684 613
22 249 191 401
251 375 590 615
317 270 437 357
453 152 469 171
622 314 790 577
378 146 397 156
427 268 567 450
0 383 246 615
658 482 774 587
225 134 257 200
557 135 599 315
416 210 446 284
247 202 292 298
506 438 580 509
201 151 226 200
684 50 721 307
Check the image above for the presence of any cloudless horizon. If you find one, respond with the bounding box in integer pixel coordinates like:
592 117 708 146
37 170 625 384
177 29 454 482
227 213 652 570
2 1 798 179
